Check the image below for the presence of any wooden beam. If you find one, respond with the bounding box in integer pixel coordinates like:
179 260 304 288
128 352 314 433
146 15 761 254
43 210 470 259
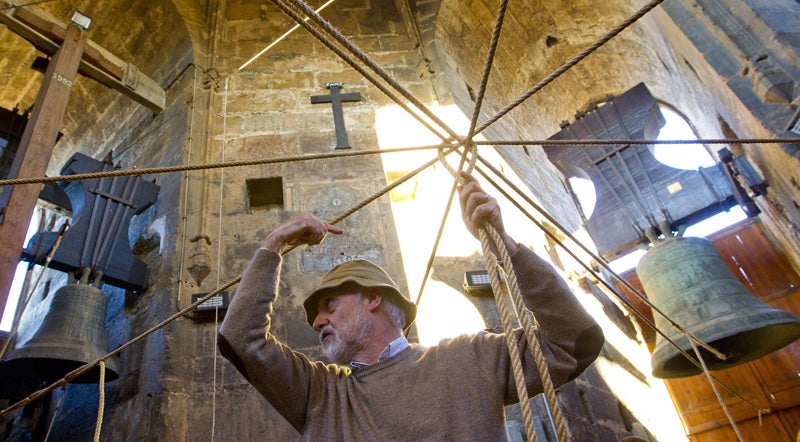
0 23 87 324
0 5 166 112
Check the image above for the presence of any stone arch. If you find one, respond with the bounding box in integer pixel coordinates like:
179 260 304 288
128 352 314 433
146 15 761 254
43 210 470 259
170 0 216 68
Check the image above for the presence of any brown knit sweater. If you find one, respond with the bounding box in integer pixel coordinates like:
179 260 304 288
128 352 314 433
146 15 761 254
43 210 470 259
218 247 603 441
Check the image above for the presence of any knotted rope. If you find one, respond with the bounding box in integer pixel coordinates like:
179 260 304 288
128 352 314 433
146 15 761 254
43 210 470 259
434 139 568 441
478 222 570 442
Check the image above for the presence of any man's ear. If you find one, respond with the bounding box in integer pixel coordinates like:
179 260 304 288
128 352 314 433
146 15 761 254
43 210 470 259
364 290 383 312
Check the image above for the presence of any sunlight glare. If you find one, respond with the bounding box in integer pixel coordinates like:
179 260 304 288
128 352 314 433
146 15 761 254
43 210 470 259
1 215 41 331
653 106 715 170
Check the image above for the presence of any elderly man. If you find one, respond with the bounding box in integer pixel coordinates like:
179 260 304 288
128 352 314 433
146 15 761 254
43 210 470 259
218 172 603 440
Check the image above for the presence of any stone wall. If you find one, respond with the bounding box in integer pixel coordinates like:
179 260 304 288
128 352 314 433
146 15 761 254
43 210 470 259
2 0 798 440
182 0 438 439
426 0 800 270
657 0 800 270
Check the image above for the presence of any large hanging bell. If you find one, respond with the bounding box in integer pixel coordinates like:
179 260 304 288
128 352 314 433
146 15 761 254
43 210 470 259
636 236 800 378
0 284 119 401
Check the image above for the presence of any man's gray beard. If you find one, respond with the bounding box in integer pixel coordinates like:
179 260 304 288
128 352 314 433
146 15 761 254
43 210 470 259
322 307 374 365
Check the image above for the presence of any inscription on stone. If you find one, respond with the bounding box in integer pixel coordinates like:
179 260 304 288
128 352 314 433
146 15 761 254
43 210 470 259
292 184 386 272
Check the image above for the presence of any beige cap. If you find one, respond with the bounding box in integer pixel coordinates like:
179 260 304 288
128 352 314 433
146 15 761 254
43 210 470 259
303 259 416 329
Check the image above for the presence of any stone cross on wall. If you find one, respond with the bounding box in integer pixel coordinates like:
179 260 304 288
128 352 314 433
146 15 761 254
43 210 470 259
310 82 362 149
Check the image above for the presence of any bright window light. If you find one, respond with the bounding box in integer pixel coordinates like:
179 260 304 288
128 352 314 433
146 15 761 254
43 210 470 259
607 249 647 275
683 206 747 238
568 175 597 220
607 206 747 275
0 216 40 331
652 106 715 170
555 161 596 221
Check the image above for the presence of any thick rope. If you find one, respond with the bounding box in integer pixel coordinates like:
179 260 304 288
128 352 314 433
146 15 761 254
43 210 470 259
475 138 800 146
0 145 446 187
1 137 794 189
4 0 786 430
430 144 568 439
480 224 570 442
277 0 460 141
472 157 771 414
269 0 456 142
689 339 744 441
435 141 478 180
484 260 538 442
467 0 510 139
475 0 665 135
94 360 105 442
0 0 783 437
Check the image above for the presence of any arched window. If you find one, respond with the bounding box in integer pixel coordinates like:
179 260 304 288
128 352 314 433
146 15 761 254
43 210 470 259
556 161 596 221
651 104 715 170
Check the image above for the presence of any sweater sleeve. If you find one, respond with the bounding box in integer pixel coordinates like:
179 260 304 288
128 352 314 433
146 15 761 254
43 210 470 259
489 246 604 403
217 248 326 432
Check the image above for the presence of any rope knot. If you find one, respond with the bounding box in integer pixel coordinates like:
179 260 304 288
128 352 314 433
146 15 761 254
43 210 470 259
437 139 478 180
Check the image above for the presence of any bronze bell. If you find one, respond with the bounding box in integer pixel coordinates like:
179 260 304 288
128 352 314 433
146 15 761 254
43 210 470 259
0 284 119 401
636 235 800 379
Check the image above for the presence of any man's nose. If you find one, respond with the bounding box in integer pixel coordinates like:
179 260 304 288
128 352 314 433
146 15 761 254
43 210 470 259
313 313 329 331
